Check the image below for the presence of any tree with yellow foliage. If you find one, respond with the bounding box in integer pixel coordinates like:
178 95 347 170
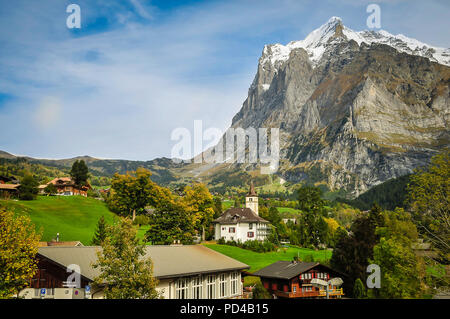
0 209 41 298
407 150 449 262
180 183 215 241
108 168 174 220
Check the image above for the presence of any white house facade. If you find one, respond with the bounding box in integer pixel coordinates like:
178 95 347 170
213 183 270 242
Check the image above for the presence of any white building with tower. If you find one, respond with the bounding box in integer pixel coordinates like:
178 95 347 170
213 182 270 242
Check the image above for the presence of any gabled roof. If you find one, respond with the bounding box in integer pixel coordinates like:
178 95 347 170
252 261 344 280
48 177 74 185
253 261 319 280
213 207 269 224
0 184 20 190
37 245 249 281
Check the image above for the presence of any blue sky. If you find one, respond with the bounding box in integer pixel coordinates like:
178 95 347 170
0 0 449 160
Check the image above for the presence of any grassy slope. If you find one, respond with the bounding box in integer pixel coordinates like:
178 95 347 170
0 196 119 245
204 244 332 272
276 207 301 216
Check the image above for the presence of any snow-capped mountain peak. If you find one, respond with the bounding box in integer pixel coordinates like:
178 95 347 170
260 17 450 68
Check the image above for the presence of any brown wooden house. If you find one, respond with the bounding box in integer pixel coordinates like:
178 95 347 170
253 261 345 298
39 177 91 196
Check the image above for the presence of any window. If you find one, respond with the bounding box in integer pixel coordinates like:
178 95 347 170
229 227 235 233
191 276 202 299
176 278 189 299
230 272 239 296
219 274 227 298
249 223 253 230
247 232 254 238
301 273 312 280
207 275 216 299
293 286 297 293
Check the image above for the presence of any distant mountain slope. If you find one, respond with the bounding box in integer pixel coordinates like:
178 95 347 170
0 151 181 186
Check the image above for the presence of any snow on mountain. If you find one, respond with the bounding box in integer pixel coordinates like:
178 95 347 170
261 17 450 68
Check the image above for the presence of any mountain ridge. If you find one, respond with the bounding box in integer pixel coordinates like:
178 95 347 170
224 17 449 196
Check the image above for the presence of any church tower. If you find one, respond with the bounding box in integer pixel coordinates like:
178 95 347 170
245 181 258 215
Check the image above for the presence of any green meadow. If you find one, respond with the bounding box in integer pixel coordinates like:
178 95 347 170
1 196 121 245
204 243 332 272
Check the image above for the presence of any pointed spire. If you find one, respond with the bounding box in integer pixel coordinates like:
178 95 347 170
247 181 257 197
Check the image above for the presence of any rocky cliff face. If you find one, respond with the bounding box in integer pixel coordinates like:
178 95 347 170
230 17 449 196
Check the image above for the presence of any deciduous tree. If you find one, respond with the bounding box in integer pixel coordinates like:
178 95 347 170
145 202 195 245
109 168 171 220
0 209 41 298
92 218 158 299
407 150 449 262
180 183 215 240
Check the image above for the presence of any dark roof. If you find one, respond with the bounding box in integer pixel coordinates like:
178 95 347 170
247 181 257 196
213 207 269 224
253 261 319 280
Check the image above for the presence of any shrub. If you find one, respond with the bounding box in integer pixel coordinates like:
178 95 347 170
217 239 277 253
133 215 150 226
252 282 271 299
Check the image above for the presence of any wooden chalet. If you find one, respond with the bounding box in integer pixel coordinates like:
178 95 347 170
253 261 345 299
39 177 91 196
0 183 20 198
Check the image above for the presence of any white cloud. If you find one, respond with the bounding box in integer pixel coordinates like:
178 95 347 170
129 0 153 20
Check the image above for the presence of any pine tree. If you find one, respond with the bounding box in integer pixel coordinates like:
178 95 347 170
92 216 108 245
18 173 39 200
70 160 89 186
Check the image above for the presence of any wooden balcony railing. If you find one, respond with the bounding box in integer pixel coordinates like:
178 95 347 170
273 288 344 299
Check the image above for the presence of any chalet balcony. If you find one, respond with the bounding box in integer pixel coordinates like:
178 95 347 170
273 288 344 299
319 288 344 297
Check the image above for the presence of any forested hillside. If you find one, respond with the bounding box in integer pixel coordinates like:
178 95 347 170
336 174 411 210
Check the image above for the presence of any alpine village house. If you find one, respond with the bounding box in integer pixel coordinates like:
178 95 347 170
213 183 270 242
253 261 345 299
38 177 91 196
